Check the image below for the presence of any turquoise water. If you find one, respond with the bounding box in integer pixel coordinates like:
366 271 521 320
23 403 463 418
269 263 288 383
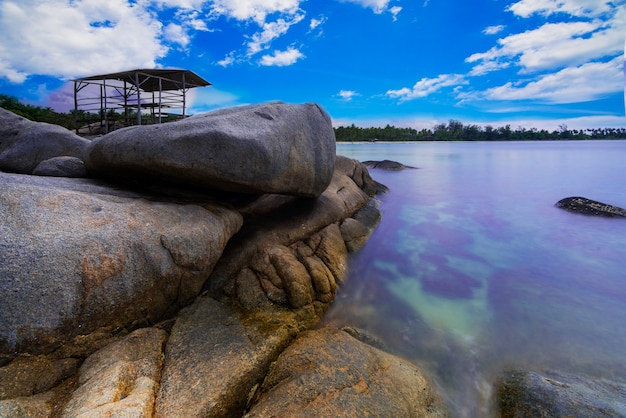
323 141 626 416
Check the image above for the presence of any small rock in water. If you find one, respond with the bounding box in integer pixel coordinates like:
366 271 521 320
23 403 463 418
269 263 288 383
555 196 626 218
361 160 417 170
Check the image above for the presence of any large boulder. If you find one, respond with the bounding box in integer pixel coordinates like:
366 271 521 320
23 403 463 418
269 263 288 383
0 171 242 355
155 296 298 418
0 107 89 174
497 369 626 417
244 327 449 417
555 196 626 217
85 102 336 197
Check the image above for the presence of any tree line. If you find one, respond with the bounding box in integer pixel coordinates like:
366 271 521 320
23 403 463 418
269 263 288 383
2 94 625 141
334 121 626 142
0 94 155 131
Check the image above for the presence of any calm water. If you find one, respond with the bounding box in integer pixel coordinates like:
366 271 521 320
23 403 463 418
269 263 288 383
323 140 626 416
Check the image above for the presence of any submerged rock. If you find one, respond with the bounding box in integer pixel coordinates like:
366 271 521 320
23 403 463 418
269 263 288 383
244 327 449 417
0 107 89 174
497 369 626 417
85 102 336 198
555 196 626 218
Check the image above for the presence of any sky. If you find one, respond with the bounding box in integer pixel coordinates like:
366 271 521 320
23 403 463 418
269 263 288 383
0 0 624 131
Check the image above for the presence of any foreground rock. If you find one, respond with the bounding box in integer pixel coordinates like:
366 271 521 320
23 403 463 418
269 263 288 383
497 369 626 417
62 327 167 417
245 327 449 417
85 102 336 197
0 171 242 354
555 196 626 217
155 296 299 417
0 107 89 174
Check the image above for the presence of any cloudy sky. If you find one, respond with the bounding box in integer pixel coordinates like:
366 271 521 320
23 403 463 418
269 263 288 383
0 0 624 130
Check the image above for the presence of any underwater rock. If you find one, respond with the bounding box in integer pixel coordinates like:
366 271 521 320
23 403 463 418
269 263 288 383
497 369 626 417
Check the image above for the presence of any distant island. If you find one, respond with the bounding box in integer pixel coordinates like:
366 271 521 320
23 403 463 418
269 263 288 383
2 94 624 142
334 121 626 142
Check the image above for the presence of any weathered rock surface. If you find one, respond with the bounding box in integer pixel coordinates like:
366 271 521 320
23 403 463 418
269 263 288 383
497 369 626 417
555 196 626 217
244 327 449 417
0 171 243 354
85 102 336 197
62 327 167 417
155 296 299 417
0 107 89 174
209 155 380 324
0 354 78 400
32 156 87 178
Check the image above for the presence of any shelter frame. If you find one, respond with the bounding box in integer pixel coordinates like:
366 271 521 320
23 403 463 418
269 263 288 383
73 68 210 134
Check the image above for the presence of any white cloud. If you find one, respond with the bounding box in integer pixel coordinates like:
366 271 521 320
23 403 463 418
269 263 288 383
477 56 623 104
209 0 301 25
164 23 190 47
246 13 305 56
389 6 402 21
507 0 615 18
259 47 304 66
467 9 625 76
338 90 360 101
309 16 327 30
217 51 237 67
483 25 505 35
337 0 391 14
386 74 468 101
153 0 207 9
0 0 167 82
174 9 211 32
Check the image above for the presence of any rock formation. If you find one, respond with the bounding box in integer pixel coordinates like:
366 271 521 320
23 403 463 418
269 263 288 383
362 159 417 170
0 107 89 174
245 327 448 417
555 196 626 217
0 104 449 416
85 102 336 197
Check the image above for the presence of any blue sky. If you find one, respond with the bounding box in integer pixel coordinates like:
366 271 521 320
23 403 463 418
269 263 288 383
0 0 624 130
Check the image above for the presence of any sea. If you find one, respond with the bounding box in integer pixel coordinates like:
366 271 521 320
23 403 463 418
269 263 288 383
322 140 626 417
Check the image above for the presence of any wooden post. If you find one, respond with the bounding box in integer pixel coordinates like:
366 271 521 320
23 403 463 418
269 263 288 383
135 71 141 126
158 77 162 124
73 81 78 133
182 72 186 118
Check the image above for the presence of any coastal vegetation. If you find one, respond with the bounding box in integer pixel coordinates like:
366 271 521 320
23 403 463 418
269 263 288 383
334 121 626 142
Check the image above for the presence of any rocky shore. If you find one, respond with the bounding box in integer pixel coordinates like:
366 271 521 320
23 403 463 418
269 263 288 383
0 103 448 417
2 103 624 417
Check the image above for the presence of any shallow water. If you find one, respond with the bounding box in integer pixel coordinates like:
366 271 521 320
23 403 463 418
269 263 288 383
323 141 626 416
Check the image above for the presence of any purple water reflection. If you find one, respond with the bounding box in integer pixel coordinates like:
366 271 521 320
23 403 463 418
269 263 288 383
323 141 626 417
